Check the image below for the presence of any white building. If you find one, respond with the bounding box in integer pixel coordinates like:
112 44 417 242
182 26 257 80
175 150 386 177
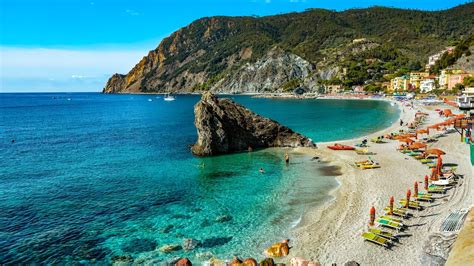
420 79 436 93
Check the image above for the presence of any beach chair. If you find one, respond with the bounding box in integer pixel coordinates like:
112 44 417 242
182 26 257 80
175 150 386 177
399 199 423 210
427 185 446 194
414 194 434 202
420 159 434 164
380 215 405 225
368 228 397 241
376 218 404 231
362 232 390 248
383 207 410 218
360 164 381 170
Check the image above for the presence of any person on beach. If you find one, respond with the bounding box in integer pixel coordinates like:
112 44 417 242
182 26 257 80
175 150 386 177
400 119 403 126
285 153 290 164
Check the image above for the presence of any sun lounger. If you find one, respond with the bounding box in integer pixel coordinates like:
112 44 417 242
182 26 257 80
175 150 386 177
360 164 381 169
376 218 404 230
362 232 390 247
414 194 433 202
399 199 423 210
384 207 410 218
427 185 446 194
368 228 397 241
380 215 404 224
420 159 434 164
431 179 456 186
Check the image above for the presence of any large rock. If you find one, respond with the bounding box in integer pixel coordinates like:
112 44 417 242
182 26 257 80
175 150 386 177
191 92 316 156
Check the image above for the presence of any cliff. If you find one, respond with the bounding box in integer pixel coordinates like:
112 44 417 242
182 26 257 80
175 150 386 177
191 92 315 156
103 3 474 94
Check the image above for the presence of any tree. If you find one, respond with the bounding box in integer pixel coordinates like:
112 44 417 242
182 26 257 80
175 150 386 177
463 76 474 87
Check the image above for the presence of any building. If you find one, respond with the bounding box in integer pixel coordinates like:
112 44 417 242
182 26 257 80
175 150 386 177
440 69 473 90
425 47 455 71
353 86 364 93
409 72 430 89
390 75 409 92
420 79 436 93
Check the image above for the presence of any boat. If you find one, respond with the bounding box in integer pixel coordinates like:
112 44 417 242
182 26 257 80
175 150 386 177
148 99 153 102
327 144 355 150
164 94 176 101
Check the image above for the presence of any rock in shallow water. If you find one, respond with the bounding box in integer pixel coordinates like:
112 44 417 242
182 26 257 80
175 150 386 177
158 244 182 253
191 92 316 156
182 238 200 251
215 214 232 223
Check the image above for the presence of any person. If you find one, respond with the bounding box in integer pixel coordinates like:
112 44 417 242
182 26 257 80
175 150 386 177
259 168 265 174
400 119 403 126
284 153 290 164
248 146 253 152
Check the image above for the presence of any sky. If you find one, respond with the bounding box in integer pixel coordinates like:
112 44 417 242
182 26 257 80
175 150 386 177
0 0 471 92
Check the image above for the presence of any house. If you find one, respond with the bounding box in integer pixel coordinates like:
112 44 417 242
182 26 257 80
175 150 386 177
409 72 430 89
440 70 473 90
425 47 455 71
390 75 409 92
353 86 364 93
420 79 436 93
324 85 342 94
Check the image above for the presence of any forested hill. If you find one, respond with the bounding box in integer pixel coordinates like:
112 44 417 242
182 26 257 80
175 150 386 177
103 3 474 94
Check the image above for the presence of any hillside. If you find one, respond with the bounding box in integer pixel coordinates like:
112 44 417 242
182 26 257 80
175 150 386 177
103 3 474 94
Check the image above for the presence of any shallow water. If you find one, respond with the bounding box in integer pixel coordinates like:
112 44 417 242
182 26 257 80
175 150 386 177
0 93 398 263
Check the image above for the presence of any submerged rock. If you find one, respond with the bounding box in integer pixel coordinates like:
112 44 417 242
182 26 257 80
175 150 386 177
110 255 134 264
259 258 275 266
160 224 174 233
182 238 200 251
191 92 316 156
158 244 182 253
121 238 157 253
215 215 232 223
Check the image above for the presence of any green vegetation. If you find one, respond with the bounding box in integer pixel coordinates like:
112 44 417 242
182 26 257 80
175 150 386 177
430 35 474 73
112 3 474 92
282 78 302 92
464 76 474 87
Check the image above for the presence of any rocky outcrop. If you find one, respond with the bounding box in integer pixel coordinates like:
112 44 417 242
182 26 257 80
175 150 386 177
191 92 315 156
211 47 314 93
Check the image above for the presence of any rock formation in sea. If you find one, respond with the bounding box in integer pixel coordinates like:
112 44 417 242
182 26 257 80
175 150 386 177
191 92 315 156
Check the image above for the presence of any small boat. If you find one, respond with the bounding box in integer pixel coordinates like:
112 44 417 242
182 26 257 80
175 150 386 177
328 144 355 150
164 94 175 101
148 99 153 102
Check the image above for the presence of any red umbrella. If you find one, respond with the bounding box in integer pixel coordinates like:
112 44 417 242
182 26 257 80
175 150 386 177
414 181 418 197
389 196 394 215
424 175 429 190
405 189 411 208
369 206 376 226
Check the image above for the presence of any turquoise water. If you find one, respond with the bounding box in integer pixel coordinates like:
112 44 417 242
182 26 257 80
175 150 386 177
0 93 398 264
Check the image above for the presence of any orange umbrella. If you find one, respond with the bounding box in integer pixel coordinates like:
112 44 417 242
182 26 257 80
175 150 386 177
399 138 415 144
369 206 375 226
424 175 429 190
414 181 418 197
444 109 453 117
405 189 411 208
431 167 438 181
426 149 446 156
408 142 427 150
389 196 394 215
437 156 443 176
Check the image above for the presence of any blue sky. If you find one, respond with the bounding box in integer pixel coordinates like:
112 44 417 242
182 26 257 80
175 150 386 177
0 0 470 92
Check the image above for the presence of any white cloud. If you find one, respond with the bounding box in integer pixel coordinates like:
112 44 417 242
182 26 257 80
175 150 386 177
0 47 147 92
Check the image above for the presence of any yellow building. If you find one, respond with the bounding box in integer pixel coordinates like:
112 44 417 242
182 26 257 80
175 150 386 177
409 72 430 89
390 75 409 92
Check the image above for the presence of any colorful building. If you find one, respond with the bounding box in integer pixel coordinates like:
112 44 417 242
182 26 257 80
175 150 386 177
409 72 430 89
420 79 436 93
390 75 409 92
440 69 473 90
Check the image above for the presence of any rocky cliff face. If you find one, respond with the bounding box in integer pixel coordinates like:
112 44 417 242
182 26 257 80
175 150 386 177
191 92 315 156
211 48 314 93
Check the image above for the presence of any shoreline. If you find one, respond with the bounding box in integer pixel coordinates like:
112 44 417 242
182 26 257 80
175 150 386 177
286 99 472 265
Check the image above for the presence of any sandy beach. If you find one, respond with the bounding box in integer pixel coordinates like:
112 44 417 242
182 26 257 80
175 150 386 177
289 100 473 265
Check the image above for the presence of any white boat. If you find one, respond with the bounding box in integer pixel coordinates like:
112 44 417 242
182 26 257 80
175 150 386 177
164 94 175 101
148 99 153 102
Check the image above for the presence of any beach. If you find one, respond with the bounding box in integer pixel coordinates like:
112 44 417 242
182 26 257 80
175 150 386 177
289 100 473 265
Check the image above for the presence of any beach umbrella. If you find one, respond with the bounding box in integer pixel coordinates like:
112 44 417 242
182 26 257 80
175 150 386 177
431 167 438 181
399 138 415 144
405 189 411 208
389 196 394 215
369 206 376 226
408 142 427 150
424 175 429 190
437 156 443 176
414 181 418 197
444 109 453 117
426 148 446 156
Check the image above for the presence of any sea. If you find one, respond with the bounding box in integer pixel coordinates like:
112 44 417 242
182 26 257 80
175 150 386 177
0 93 399 264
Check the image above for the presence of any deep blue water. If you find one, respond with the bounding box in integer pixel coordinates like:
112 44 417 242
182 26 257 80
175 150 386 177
0 93 399 264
